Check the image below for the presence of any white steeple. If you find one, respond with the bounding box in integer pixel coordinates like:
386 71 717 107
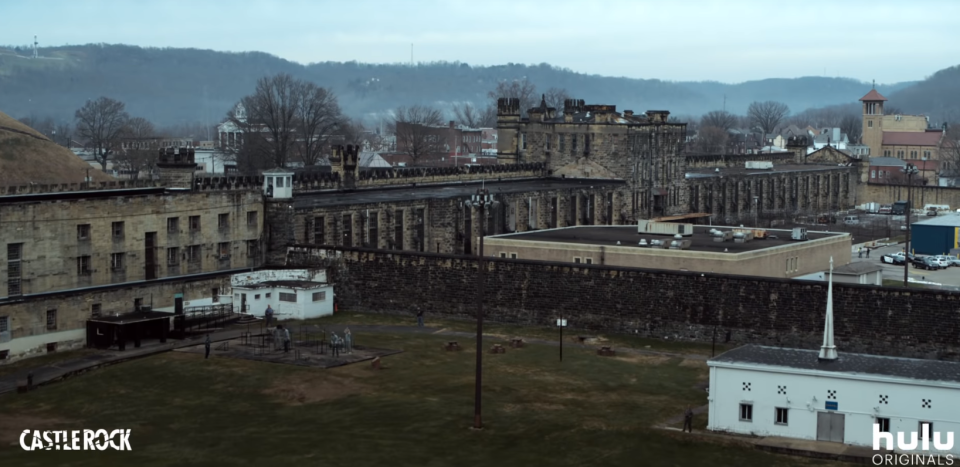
818 256 838 361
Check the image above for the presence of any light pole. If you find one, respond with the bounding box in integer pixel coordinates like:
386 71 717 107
903 163 919 287
463 186 498 430
754 196 759 227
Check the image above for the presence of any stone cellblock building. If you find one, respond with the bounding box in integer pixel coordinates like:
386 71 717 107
684 140 860 225
496 96 688 220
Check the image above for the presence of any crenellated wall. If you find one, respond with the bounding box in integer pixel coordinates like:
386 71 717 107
2 179 164 195
191 163 548 193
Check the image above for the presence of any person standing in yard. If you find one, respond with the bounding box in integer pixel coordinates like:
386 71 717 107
866 248 870 258
283 326 291 353
683 406 694 433
344 328 352 354
204 334 211 359
416 308 424 327
858 247 863 258
265 305 274 328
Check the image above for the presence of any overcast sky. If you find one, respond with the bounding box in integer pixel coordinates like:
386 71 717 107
2 0 958 84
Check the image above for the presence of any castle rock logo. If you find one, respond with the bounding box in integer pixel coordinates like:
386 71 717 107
20 429 132 451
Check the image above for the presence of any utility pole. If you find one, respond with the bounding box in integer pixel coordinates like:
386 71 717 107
465 187 498 430
903 164 918 287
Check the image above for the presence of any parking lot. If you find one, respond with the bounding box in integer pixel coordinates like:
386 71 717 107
852 243 960 290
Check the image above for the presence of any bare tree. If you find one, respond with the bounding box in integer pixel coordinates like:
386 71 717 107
74 97 130 170
839 114 862 144
223 74 343 170
747 101 790 136
700 110 739 131
393 105 445 165
336 117 370 150
54 122 73 147
113 117 159 180
292 81 342 167
231 73 300 169
695 126 729 154
452 102 493 128
125 117 155 140
487 78 538 115
18 116 56 137
543 87 571 112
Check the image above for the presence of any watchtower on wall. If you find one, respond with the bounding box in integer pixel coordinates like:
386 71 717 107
330 144 360 190
496 98 521 164
156 147 196 189
786 135 810 164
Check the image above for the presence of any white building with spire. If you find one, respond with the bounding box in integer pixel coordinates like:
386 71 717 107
706 257 960 455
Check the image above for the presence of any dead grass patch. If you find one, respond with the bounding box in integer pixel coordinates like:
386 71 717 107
613 355 671 365
679 359 707 369
500 402 564 414
0 413 78 447
263 371 368 405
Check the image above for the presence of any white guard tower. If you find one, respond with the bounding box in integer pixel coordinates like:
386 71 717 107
262 168 294 199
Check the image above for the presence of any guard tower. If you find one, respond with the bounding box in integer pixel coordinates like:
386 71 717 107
156 147 196 189
262 167 296 265
495 98 521 164
262 168 294 199
330 144 359 190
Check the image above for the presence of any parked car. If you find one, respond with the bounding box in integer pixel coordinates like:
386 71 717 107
931 256 953 268
882 252 916 265
913 256 943 270
941 256 960 267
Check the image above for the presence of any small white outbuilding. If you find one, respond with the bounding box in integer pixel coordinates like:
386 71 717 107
708 257 960 455
231 269 334 321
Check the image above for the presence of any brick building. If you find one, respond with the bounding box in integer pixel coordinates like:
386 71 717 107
860 89 947 184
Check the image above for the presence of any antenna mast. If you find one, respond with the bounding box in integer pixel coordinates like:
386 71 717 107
33 35 38 59
411 43 413 67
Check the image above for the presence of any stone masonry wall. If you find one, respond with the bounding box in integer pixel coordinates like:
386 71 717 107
0 275 228 365
863 183 960 209
292 183 630 256
287 246 960 360
1 190 264 297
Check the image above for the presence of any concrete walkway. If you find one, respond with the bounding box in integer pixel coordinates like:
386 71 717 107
0 328 248 395
0 323 712 396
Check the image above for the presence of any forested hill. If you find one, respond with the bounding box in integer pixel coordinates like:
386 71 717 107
0 43 932 126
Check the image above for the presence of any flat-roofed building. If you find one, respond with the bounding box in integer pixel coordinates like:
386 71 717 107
482 224 851 278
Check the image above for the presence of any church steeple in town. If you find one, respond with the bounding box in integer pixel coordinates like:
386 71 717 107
819 257 838 361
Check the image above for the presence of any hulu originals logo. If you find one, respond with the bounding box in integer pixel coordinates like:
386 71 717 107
873 423 955 466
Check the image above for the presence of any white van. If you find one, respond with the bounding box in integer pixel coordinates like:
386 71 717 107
843 215 859 225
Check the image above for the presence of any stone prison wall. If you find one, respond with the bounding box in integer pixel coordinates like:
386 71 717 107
287 246 960 360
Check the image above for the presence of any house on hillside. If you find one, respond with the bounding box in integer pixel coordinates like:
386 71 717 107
812 128 850 151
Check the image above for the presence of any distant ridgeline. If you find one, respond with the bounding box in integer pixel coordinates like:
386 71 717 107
0 44 935 125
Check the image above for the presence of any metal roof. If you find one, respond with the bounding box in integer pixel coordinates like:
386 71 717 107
914 214 960 227
710 344 960 384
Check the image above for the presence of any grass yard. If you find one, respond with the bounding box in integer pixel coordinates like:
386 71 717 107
305 311 733 356
0 329 842 466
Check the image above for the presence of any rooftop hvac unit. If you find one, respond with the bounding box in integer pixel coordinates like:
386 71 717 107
745 161 774 170
791 227 807 241
712 231 733 242
638 239 649 247
638 220 694 236
732 229 754 243
669 239 693 250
